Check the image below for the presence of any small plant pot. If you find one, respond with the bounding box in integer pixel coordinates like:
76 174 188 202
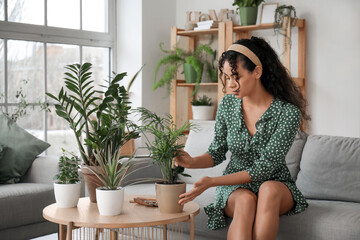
155 181 186 213
192 105 216 120
96 187 124 216
239 7 258 26
54 182 81 208
183 63 197 83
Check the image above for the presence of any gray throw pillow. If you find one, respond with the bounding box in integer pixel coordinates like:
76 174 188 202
0 111 50 184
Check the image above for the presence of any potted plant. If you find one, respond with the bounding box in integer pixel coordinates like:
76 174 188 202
274 5 298 51
191 95 215 120
46 62 142 202
87 142 131 216
137 107 192 213
53 149 81 208
153 43 216 97
233 0 264 26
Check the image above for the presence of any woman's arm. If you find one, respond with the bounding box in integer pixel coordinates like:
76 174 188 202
174 151 215 169
178 171 251 205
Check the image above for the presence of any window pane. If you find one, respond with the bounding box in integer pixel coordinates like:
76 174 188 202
47 0 80 29
47 43 80 94
8 0 44 25
46 44 79 155
46 105 79 155
0 0 4 21
82 0 107 32
8 105 45 140
82 46 110 91
7 40 44 103
0 39 4 103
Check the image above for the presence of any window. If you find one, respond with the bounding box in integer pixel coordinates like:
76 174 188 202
0 0 115 155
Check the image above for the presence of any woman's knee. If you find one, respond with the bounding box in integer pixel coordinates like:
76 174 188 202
226 189 257 217
258 181 282 202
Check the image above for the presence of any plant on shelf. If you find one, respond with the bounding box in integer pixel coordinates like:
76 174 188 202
153 43 216 97
191 95 216 120
46 62 142 202
232 0 264 26
137 107 193 213
274 5 298 51
53 149 81 208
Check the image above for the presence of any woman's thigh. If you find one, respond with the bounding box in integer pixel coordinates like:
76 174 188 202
224 188 258 218
257 181 294 215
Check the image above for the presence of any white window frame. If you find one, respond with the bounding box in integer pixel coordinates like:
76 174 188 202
0 0 117 143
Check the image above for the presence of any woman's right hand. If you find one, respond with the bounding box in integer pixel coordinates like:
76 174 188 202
173 149 194 168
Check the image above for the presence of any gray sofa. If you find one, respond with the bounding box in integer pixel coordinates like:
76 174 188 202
125 120 360 240
0 156 59 240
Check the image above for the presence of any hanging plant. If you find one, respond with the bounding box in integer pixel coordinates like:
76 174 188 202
274 5 298 52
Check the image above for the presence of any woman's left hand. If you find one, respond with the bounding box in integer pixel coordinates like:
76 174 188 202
178 176 213 205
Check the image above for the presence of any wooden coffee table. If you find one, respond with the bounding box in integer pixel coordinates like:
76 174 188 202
43 195 200 240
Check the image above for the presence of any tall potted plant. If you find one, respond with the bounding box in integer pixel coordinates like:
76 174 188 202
53 149 81 208
153 43 216 97
233 0 264 26
137 108 192 213
46 63 142 202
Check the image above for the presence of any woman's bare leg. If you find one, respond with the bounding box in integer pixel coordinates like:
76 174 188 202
225 188 258 240
253 181 294 240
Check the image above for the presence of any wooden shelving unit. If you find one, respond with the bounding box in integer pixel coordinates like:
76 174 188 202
170 18 306 126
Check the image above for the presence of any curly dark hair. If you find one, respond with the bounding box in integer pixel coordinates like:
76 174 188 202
218 36 310 126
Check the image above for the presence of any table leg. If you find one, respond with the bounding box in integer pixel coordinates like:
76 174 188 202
59 224 66 240
189 214 195 240
163 224 167 240
110 229 118 240
66 222 73 240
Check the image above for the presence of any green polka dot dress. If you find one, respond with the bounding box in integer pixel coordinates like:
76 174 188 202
204 94 308 230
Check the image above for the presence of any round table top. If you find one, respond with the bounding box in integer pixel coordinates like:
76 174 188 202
43 195 200 228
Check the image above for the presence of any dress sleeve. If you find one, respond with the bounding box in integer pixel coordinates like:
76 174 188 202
246 106 301 182
206 97 228 166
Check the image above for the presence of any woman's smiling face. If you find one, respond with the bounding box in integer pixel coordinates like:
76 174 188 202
223 60 258 99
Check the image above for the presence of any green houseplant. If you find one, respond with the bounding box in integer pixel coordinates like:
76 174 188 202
233 0 264 25
153 43 216 97
274 5 298 51
53 149 81 208
191 95 215 120
137 107 192 213
89 143 132 216
46 62 142 202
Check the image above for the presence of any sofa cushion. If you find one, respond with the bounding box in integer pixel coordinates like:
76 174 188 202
0 111 50 184
0 144 7 160
296 135 360 203
285 131 308 181
278 199 360 240
0 183 55 230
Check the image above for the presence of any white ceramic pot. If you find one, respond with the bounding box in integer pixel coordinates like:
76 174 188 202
96 187 124 216
54 182 81 208
192 106 215 120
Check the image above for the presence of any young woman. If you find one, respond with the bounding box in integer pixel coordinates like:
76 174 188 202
174 37 310 240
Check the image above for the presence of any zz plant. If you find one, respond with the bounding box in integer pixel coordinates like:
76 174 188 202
46 63 142 166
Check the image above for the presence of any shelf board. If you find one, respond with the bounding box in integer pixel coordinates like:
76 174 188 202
232 19 304 32
293 77 305 87
176 80 218 87
177 28 219 37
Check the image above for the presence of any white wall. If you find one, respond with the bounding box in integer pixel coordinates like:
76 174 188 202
175 0 360 137
117 0 176 149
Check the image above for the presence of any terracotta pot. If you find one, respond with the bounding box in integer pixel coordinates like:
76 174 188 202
80 165 104 203
155 181 186 213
